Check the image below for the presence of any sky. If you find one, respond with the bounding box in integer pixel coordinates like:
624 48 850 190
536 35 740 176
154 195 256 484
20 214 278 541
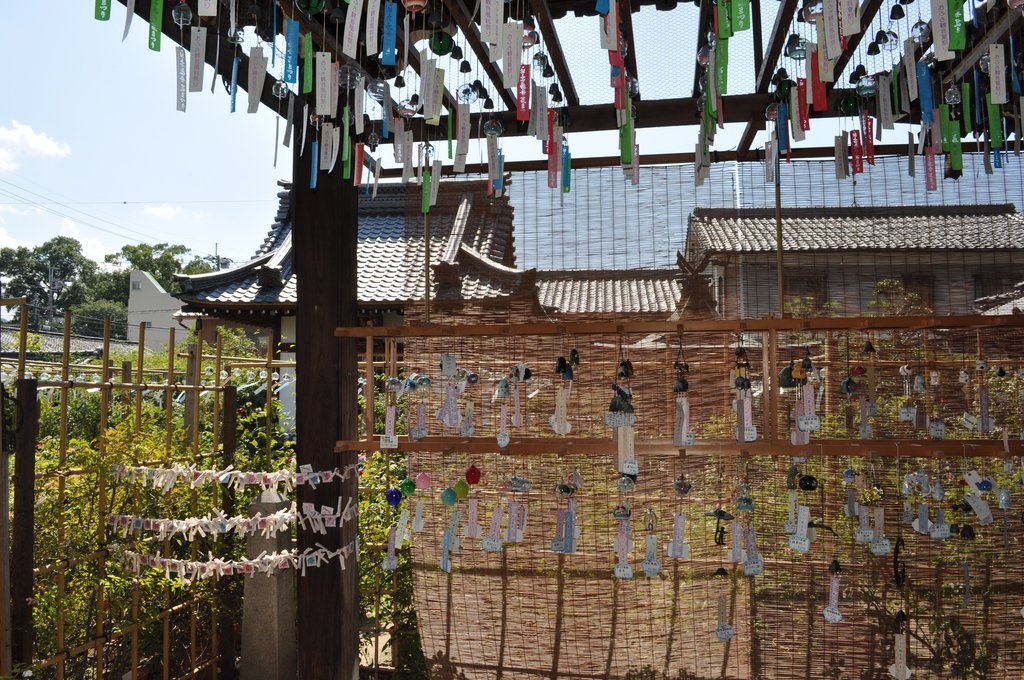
2 3 290 268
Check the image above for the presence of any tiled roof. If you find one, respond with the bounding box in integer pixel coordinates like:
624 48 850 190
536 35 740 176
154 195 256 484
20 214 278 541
979 281 1024 315
687 204 1024 254
0 328 137 355
175 178 523 311
537 270 680 314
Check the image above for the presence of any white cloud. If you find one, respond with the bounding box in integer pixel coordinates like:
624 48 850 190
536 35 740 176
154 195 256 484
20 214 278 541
0 225 31 249
143 203 182 219
59 218 108 263
0 121 71 171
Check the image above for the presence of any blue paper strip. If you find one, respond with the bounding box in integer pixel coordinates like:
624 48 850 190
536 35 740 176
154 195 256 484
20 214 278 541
230 56 241 112
974 70 982 126
917 62 933 123
494 151 504 193
777 103 788 152
970 0 978 28
382 108 390 138
284 19 300 83
595 0 610 15
310 141 319 189
381 2 398 67
995 149 1002 169
561 143 571 191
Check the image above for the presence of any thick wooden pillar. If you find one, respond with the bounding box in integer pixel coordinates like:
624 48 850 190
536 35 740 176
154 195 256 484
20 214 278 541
12 378 37 667
292 111 360 678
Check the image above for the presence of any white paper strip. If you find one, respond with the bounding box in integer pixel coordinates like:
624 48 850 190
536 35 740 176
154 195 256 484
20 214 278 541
839 0 858 37
537 88 549 141
456 102 470 155
904 43 918 102
600 1 617 51
503 23 521 88
878 73 894 129
330 125 342 173
765 140 775 183
123 0 136 41
823 0 842 60
315 52 332 115
331 61 340 119
430 158 442 205
176 46 188 112
300 103 309 156
189 27 207 92
343 0 366 59
320 123 334 170
248 46 268 113
481 0 503 46
991 44 1007 104
366 0 381 56
229 0 238 36
789 84 805 142
198 0 217 16
421 58 436 119
354 78 365 134
487 135 499 181
393 116 405 162
932 0 953 61
284 95 295 148
427 68 445 125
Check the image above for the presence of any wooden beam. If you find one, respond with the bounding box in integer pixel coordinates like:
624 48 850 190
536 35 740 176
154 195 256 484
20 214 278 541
529 0 580 106
830 0 886 82
336 435 1024 459
751 0 764 76
620 0 639 87
692 0 715 97
441 0 518 110
292 104 360 679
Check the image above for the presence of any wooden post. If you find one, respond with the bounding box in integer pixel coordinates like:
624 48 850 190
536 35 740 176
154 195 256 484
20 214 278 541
292 105 360 679
11 378 38 666
218 385 238 680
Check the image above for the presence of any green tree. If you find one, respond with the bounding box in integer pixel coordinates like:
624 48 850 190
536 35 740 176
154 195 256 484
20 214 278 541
0 236 97 329
100 244 221 305
70 299 129 339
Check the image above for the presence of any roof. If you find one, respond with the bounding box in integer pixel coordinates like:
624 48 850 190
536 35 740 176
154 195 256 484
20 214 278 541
979 281 1024 315
175 181 683 317
0 328 137 356
686 204 1024 255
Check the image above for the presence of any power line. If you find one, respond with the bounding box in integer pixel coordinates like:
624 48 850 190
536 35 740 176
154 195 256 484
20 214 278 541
0 199 277 206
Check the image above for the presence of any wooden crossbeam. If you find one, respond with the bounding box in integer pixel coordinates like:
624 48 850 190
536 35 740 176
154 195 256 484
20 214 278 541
441 0 518 110
620 0 639 89
530 0 580 106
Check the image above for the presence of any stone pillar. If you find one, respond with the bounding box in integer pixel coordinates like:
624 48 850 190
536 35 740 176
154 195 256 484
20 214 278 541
240 490 296 680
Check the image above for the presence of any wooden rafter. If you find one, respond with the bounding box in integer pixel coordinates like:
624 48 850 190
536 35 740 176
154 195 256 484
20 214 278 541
734 0 800 157
529 0 580 106
441 0 518 110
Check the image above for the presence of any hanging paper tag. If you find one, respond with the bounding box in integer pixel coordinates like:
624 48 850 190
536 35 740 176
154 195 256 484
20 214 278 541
382 526 399 570
783 491 798 534
188 27 207 92
932 0 953 61
715 595 735 641
855 506 873 543
839 0 858 36
743 524 763 575
96 0 112 20
871 507 891 555
504 23 522 88
381 2 397 66
412 500 425 532
198 0 216 16
284 19 300 83
924 145 937 191
229 55 241 113
728 520 745 562
850 130 863 174
480 0 503 45
517 65 532 121
642 534 661 577
342 0 366 58
788 505 811 552
248 47 268 114
667 512 690 559
930 508 951 539
991 45 1007 104
148 0 164 51
948 0 965 49
822 0 842 59
175 46 188 112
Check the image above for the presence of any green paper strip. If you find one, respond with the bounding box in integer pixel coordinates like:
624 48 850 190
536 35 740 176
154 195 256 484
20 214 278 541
987 93 1003 148
950 136 963 171
421 171 431 214
718 3 732 39
620 97 634 165
948 0 966 50
705 70 716 127
563 152 571 193
96 0 111 21
939 104 952 152
342 107 352 163
303 33 314 94
962 82 972 135
148 0 164 51
447 110 453 159
731 0 750 32
716 38 729 95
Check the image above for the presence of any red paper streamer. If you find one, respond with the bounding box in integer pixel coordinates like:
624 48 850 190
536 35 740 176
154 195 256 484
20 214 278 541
797 78 810 131
850 130 863 173
810 53 827 112
354 143 364 185
924 145 937 190
547 109 558 189
516 64 531 121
